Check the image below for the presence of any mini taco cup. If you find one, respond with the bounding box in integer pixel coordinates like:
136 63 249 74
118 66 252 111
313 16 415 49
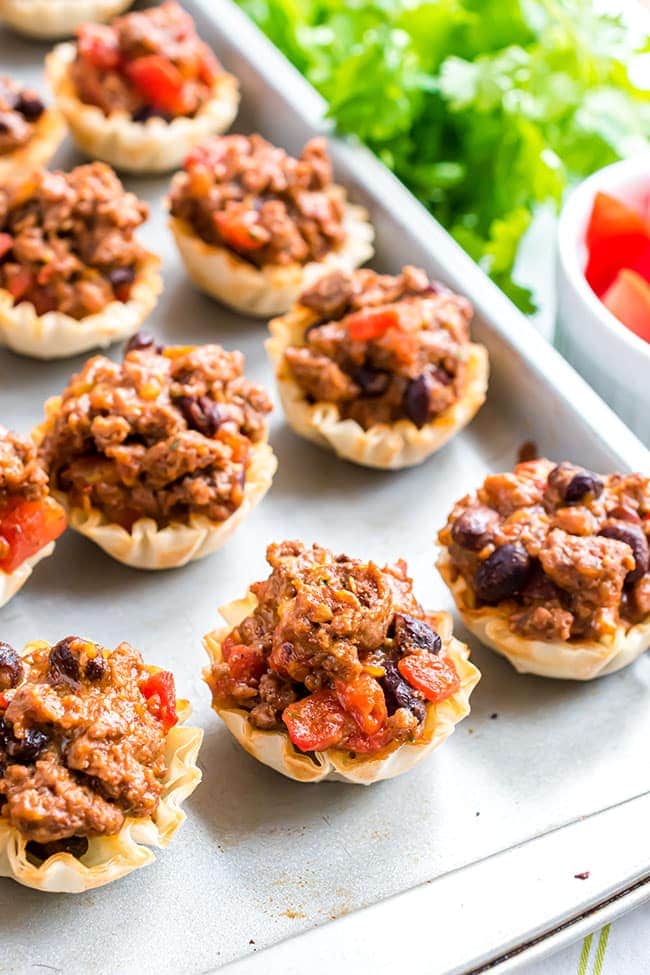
46 43 240 174
437 550 650 680
0 107 66 187
0 686 202 893
0 251 162 360
203 593 480 785
0 541 55 609
267 305 489 469
168 193 375 318
34 399 277 570
0 0 132 38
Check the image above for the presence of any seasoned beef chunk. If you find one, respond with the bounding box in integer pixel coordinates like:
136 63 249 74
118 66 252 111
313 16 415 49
169 134 346 267
208 541 460 755
281 266 474 430
0 639 171 845
440 460 650 641
39 341 272 528
0 163 148 319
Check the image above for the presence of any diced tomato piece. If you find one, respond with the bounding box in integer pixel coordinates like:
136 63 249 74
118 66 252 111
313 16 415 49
344 724 392 754
346 308 401 341
0 234 13 260
0 693 8 710
585 192 650 296
213 209 266 252
125 56 191 116
602 269 650 344
398 653 460 703
282 690 348 752
140 670 178 731
0 496 66 574
335 673 387 736
628 242 650 285
4 265 33 302
222 640 266 684
77 23 121 70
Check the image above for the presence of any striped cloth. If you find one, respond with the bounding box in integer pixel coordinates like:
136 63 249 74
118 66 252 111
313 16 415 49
522 904 650 974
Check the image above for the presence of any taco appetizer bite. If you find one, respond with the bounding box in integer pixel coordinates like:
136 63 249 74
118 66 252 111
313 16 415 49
0 427 66 608
438 459 650 680
0 0 133 40
267 265 488 468
0 76 66 186
0 635 202 892
46 2 239 173
35 335 277 570
169 134 374 316
0 162 161 359
204 541 480 784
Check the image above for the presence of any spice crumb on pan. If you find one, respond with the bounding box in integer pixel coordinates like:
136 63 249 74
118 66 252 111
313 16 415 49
517 440 538 464
574 871 591 880
490 712 499 719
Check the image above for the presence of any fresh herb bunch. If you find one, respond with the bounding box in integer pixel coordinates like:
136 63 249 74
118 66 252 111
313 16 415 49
237 0 649 311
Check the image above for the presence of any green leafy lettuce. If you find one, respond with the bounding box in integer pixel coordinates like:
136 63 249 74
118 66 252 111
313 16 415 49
237 0 650 311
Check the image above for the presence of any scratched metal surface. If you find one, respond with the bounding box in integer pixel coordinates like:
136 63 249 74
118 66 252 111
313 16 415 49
0 4 649 974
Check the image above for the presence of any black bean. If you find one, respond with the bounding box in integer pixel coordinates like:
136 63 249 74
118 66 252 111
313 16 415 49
15 92 44 122
354 365 390 397
48 637 80 687
599 520 649 585
451 506 499 551
393 613 441 655
125 330 163 354
561 468 604 504
379 660 426 723
27 836 89 863
0 720 48 765
132 105 173 124
474 543 531 603
0 642 23 691
177 395 223 438
108 266 136 290
404 373 433 427
85 656 106 681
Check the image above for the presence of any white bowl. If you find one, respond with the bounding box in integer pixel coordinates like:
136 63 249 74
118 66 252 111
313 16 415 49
556 154 650 445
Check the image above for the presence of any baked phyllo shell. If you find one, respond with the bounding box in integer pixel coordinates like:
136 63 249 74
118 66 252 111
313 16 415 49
169 198 374 319
0 541 54 609
438 551 650 680
204 594 480 785
0 107 66 187
267 304 489 469
46 43 239 174
34 398 277 570
0 251 161 360
0 694 201 893
0 0 132 39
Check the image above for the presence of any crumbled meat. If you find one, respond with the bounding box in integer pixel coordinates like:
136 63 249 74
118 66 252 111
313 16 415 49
39 341 272 528
0 163 148 318
0 76 45 156
282 266 474 429
169 134 346 267
440 460 650 641
71 2 224 120
0 638 169 844
0 426 49 504
208 541 461 756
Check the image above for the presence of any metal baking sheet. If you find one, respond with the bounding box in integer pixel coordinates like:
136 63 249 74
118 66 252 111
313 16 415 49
0 3 649 973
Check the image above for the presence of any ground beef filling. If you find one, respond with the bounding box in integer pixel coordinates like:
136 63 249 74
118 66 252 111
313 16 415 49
71 1 224 121
169 134 346 267
0 76 45 156
39 336 273 529
0 162 148 319
282 266 473 429
0 426 48 505
0 637 169 846
208 541 461 755
439 459 650 642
